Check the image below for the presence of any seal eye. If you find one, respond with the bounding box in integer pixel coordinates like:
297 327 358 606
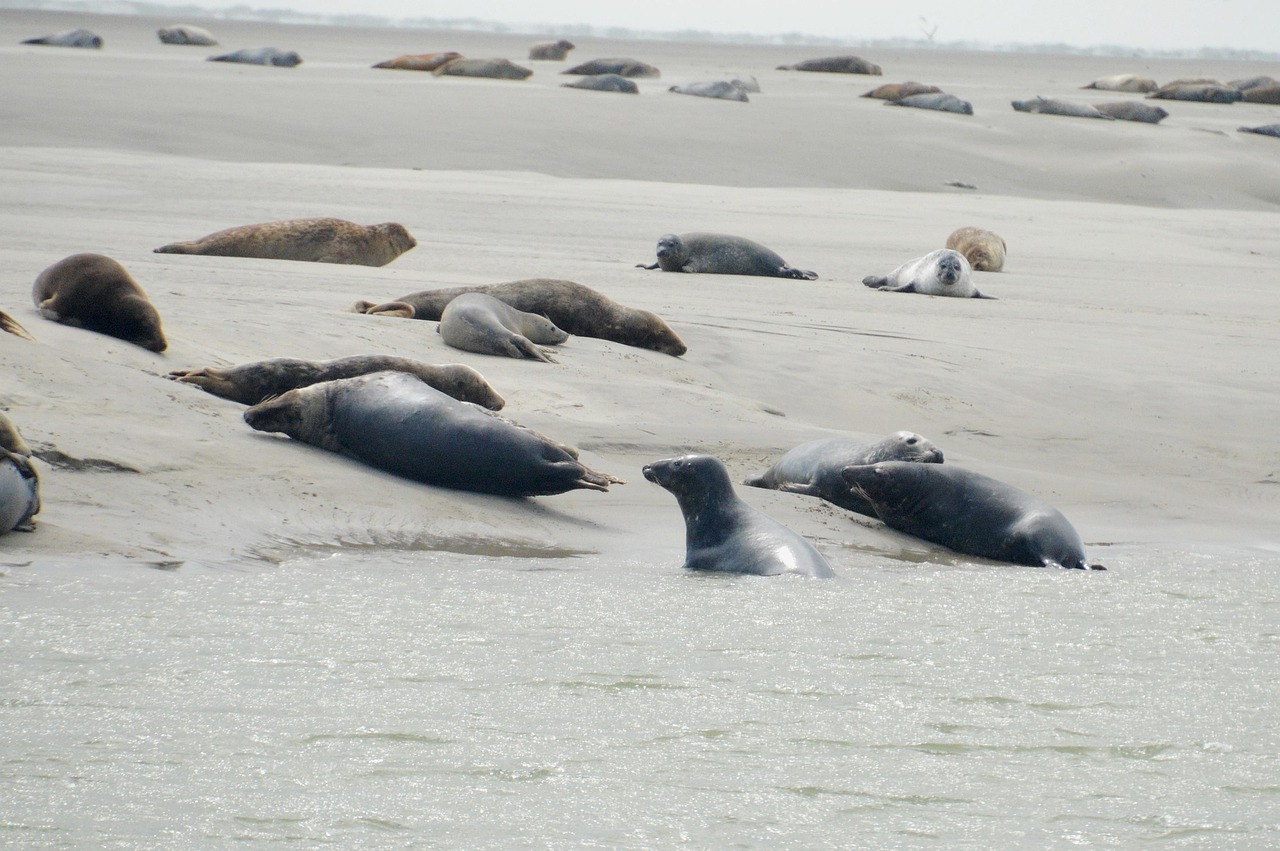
906 437 917 445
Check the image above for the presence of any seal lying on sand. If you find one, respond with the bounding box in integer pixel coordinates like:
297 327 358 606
644 454 835 578
208 47 301 67
863 248 994 299
563 58 660 78
353 279 687 357
21 29 101 48
669 81 749 102
157 25 218 45
155 217 416 266
1082 74 1158 93
372 51 462 71
1093 101 1169 123
433 58 532 80
639 233 818 280
32 253 167 351
862 81 941 100
841 462 1102 570
1239 123 1280 138
885 92 973 115
744 431 943 517
945 227 1007 272
529 39 574 60
777 55 881 75
1 309 35 341
0 412 39 535
439 292 569 363
168 355 505 409
1011 97 1113 119
562 74 638 93
1148 80 1240 103
244 371 621 497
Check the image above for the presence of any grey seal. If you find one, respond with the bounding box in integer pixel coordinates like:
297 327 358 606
841 462 1102 570
208 47 302 67
168 356 506 409
244 371 621 497
562 74 638 93
777 55 881 75
0 412 39 535
157 25 218 46
433 58 533 80
863 248 994 299
563 58 660 78
1011 97 1114 119
744 431 944 517
639 233 818 280
155 217 416 266
945 227 1007 272
643 454 835 578
1093 101 1169 124
885 92 973 115
1147 80 1241 103
1081 74 1158 93
32 253 167 351
669 81 749 102
529 40 574 60
438 292 569 363
21 28 101 48
1239 123 1280 138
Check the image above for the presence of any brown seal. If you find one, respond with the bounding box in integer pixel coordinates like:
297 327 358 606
433 58 532 80
529 40 574 61
168 355 505 409
438 292 569 363
32 254 167 351
563 58 660 78
353 279 687 357
777 55 881 75
1093 101 1169 123
1081 74 1158 93
862 81 942 100
372 51 462 71
945 227 1007 272
154 217 416 267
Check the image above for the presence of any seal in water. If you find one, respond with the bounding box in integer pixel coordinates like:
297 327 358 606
529 40 574 60
157 25 218 45
1011 96 1114 119
1093 101 1169 124
154 217 416 267
643 454 835 578
744 431 944 517
563 58 660 78
32 253 167 351
372 51 462 71
562 74 638 94
21 28 101 48
0 412 39 535
168 355 506 409
352 279 687 357
945 226 1007 272
1081 74 1158 93
207 47 302 67
841 462 1102 570
777 55 881 75
244 371 621 497
885 92 974 115
433 58 532 80
438 292 569 363
639 233 818 280
668 81 749 102
862 248 994 299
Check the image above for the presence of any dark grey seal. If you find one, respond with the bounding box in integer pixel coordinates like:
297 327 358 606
1239 123 1280 138
21 28 101 48
777 55 881 75
639 233 818 280
885 92 973 115
744 431 943 516
1093 101 1169 124
669 81 749 102
643 454 835 578
563 58 660 78
1011 96 1114 119
244 371 621 497
438 292 569 363
433 58 532 80
0 412 39 535
208 48 302 67
841 462 1103 570
562 74 638 94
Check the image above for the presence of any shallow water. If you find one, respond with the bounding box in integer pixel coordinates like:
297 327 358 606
2 544 1277 849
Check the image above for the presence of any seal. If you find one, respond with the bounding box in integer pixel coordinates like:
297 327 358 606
777 55 881 75
669 81 749 102
157 25 218 46
529 39 574 60
32 253 167 351
244 371 622 497
21 28 101 48
1011 96 1114 119
1 309 35 341
639 233 818 280
1081 74 1158 93
561 74 638 94
1093 101 1169 124
439 292 569 363
885 92 973 115
945 227 1007 272
643 454 835 578
372 51 462 71
1239 123 1280 138
433 58 532 80
207 47 302 67
862 81 942 100
862 248 994 299
168 355 505 409
1147 80 1240 103
353 279 687 357
563 58 660 78
744 431 944 517
0 412 39 535
841 462 1102 569
730 76 760 93
154 217 416 267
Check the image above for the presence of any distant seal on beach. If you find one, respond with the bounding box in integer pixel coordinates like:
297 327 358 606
1239 123 1280 138
439 292 569 363
1093 101 1169 123
561 74 638 93
1 309 35 341
563 58 660 78
168 355 505 409
154 217 416 266
21 28 101 48
1082 74 1158 94
0 412 40 535
32 253 167 351
841 462 1101 569
1239 85 1280 104
354 279 687 356
863 248 994 299
372 51 462 71
885 92 973 115
244 371 621 497
639 233 818 280
777 55 881 75
529 39 574 60
1148 80 1240 103
208 47 301 67
643 454 835 578
1011 96 1113 119
945 227 1007 272
433 58 532 80
744 431 944 517
669 81 749 102
157 25 218 46
862 81 942 100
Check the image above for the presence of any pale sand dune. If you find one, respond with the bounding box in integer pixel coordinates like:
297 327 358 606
1 11 1277 567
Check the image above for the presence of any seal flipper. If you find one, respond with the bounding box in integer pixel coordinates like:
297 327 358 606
505 337 558 363
862 276 890 289
777 481 823 498
972 291 998 300
636 262 660 270
781 267 819 280
1 310 35 341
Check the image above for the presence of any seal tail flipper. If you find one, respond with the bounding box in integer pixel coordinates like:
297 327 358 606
636 262 660 270
742 474 769 489
1 310 35 341
862 276 888 289
782 268 819 281
153 241 196 254
973 292 998 300
777 482 822 498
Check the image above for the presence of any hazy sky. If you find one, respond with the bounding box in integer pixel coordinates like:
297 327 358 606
201 0 1273 52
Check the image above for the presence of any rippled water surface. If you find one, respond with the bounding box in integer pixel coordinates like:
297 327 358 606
2 545 1277 848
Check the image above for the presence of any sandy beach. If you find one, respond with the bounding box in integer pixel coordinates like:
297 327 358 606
2 8 1278 568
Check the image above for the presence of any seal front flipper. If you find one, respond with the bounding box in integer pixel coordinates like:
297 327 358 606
781 267 819 280
862 276 889 289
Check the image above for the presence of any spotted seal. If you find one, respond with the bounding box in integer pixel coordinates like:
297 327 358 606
155 217 415 266
208 47 302 67
439 292 569 363
862 248 994 299
0 412 39 535
639 233 818 280
945 227 1007 272
21 28 101 48
32 253 167 351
